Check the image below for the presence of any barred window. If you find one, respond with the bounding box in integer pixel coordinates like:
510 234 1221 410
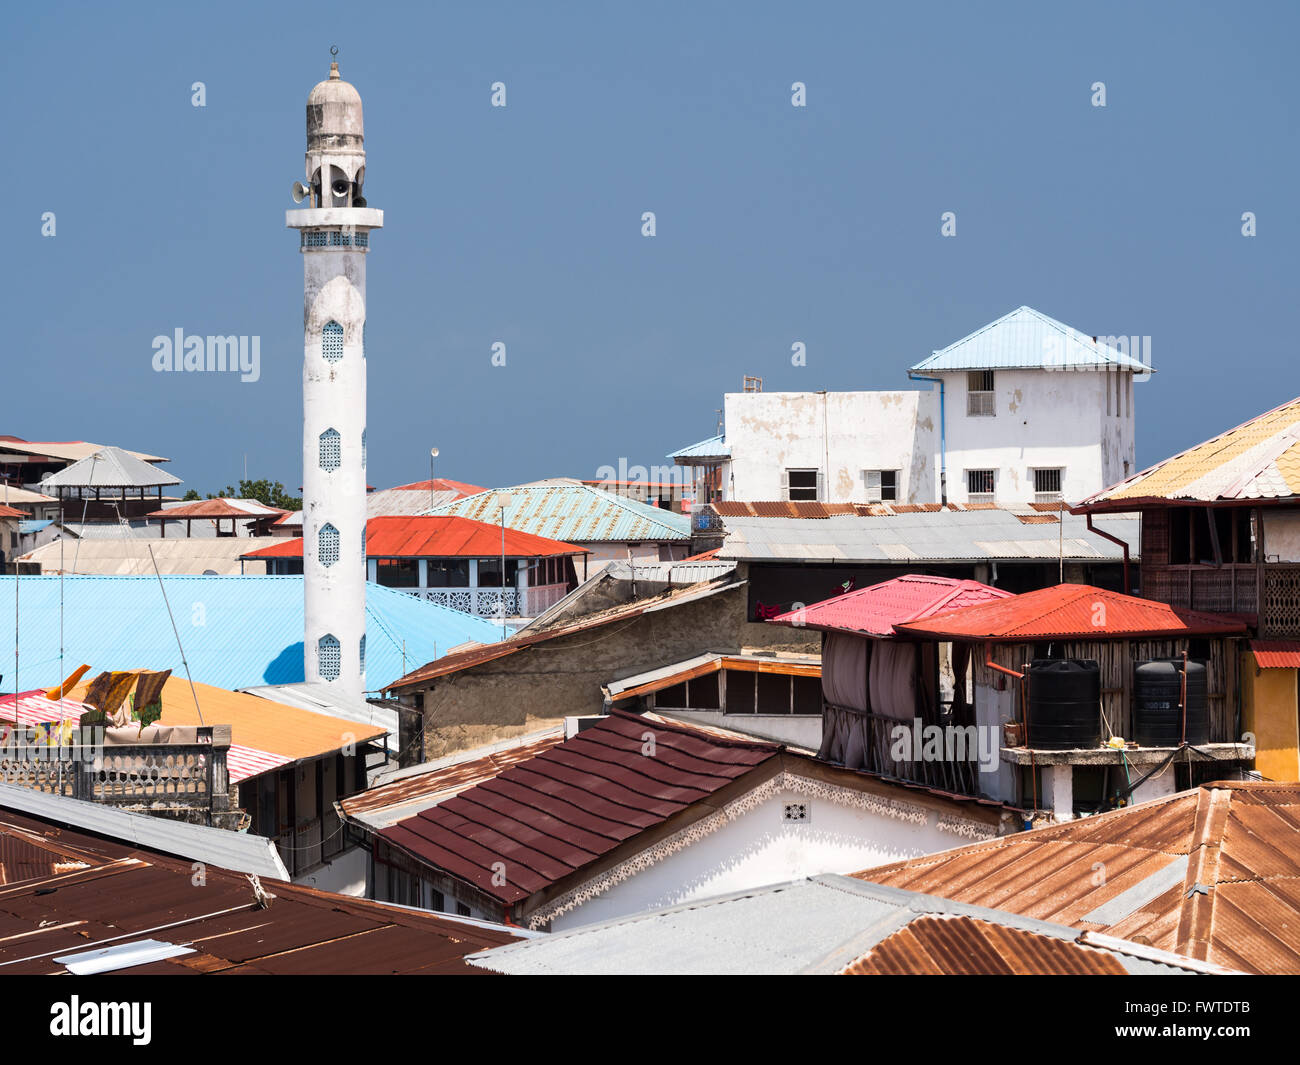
967 469 996 502
318 634 341 681
322 320 344 362
319 522 340 567
967 370 995 416
319 428 341 471
1034 468 1063 503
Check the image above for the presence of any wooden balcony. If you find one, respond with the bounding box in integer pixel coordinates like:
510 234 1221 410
1143 562 1300 636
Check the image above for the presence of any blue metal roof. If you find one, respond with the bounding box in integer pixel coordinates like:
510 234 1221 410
17 520 52 534
427 480 690 542
669 434 731 461
0 575 502 694
910 306 1153 373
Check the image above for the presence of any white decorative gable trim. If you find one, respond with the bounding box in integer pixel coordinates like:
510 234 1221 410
525 770 934 930
936 813 999 841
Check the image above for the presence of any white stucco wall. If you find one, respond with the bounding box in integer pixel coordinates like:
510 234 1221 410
548 780 992 931
720 369 1136 507
1264 511 1300 563
724 391 937 503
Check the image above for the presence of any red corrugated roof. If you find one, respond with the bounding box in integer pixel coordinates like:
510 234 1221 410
241 515 588 560
0 504 24 518
378 711 780 908
390 478 486 496
1250 640 1300 668
895 583 1247 641
769 574 1011 638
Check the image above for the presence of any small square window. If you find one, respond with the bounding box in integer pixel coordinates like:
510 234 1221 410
863 469 898 503
785 469 820 501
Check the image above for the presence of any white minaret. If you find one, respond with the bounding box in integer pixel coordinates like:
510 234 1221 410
286 54 382 702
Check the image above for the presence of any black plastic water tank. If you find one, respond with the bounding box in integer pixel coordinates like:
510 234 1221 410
1026 659 1101 750
1134 658 1208 746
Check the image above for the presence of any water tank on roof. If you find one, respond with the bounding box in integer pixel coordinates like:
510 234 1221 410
1134 658 1208 746
1026 659 1101 750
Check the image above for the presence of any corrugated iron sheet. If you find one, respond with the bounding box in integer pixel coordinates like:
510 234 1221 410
429 480 690 543
378 711 779 906
1250 640 1300 669
856 781 1300 975
840 914 1128 975
769 574 1011 637
1080 396 1300 508
40 446 180 489
910 306 1152 373
896 583 1247 641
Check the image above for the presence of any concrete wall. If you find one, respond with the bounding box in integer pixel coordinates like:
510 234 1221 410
1264 511 1300 564
1242 654 1299 781
415 583 818 760
724 391 936 503
720 369 1136 507
550 780 990 930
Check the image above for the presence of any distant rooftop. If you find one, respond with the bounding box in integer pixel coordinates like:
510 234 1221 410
39 446 181 490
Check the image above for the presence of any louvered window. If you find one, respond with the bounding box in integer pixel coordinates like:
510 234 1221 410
319 522 340 567
967 370 995 416
319 428 341 471
318 634 340 681
322 320 344 362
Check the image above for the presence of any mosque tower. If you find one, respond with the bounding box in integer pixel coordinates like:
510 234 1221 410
286 53 382 701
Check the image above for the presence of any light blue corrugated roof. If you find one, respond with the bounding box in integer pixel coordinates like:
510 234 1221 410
911 306 1154 373
17 520 52 533
669 434 730 461
426 479 690 542
0 575 501 694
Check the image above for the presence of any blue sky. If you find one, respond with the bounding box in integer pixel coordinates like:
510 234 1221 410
7 1 1296 495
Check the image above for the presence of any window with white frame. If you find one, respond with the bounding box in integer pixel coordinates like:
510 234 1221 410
967 370 995 416
1033 467 1063 503
784 469 821 501
863 469 898 502
966 469 996 502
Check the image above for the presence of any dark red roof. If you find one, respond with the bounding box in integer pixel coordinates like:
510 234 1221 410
241 514 588 560
769 574 1011 638
379 711 780 907
895 583 1248 642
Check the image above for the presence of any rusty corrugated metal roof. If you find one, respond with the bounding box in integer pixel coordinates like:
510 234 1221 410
378 711 779 909
855 781 1300 975
0 810 523 974
1079 396 1300 509
895 583 1247 641
840 914 1129 975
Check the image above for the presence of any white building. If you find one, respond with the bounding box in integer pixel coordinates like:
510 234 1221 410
287 59 383 702
673 307 1149 507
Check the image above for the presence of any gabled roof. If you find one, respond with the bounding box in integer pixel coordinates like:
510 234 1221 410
0 437 169 464
0 504 22 519
367 480 485 517
39 446 181 489
895 583 1247 641
384 577 743 691
428 479 691 543
855 781 1300 975
340 729 566 831
0 810 525 974
391 478 486 495
465 873 1230 975
669 434 731 462
241 515 587 561
1078 395 1300 510
0 575 503 693
147 498 285 520
910 306 1153 373
378 711 780 909
769 574 1011 637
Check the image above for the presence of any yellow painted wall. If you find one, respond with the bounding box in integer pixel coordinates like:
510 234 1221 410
1241 655 1300 782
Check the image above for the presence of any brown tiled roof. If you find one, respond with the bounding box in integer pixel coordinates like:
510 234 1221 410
378 711 779 908
840 914 1129 975
854 781 1300 975
0 811 520 974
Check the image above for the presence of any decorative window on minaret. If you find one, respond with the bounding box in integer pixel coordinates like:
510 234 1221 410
319 523 340 566
319 428 341 471
361 428 367 468
322 320 344 362
318 634 341 681
359 634 366 672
